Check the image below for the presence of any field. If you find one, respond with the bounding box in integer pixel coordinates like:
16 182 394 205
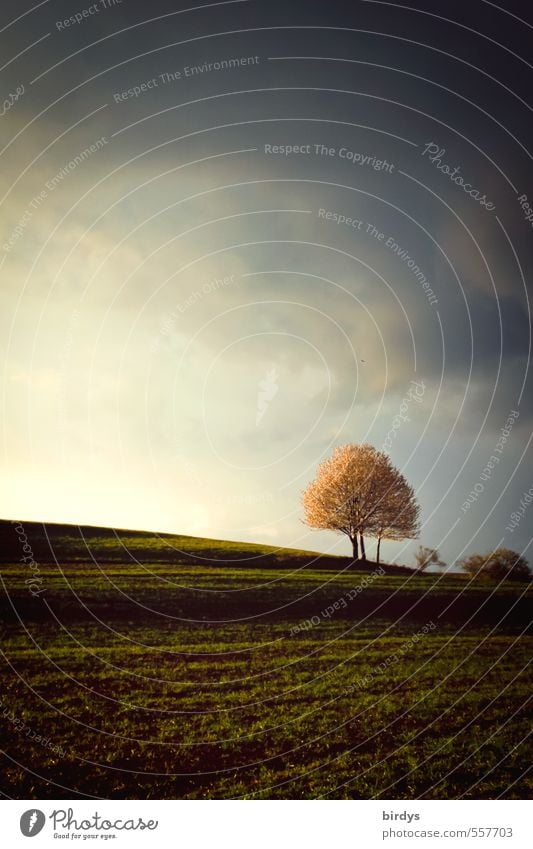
0 520 531 799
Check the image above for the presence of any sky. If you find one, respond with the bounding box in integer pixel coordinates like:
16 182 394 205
1 0 532 567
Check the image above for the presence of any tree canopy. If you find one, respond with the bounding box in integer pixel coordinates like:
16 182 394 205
302 443 420 561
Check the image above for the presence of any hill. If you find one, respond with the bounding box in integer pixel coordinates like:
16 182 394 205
0 519 529 627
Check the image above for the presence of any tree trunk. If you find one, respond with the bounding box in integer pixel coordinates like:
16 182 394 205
350 535 359 561
377 535 381 565
360 532 366 561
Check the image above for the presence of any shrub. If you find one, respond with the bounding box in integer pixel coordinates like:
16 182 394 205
460 548 530 581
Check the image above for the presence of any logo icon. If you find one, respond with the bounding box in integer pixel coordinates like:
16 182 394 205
256 366 279 426
20 810 45 837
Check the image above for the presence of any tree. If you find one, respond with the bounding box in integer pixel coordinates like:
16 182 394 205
302 444 420 561
369 475 420 565
414 546 446 571
460 548 530 581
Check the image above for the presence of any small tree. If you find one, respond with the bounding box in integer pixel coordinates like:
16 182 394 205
414 546 446 571
370 477 420 565
460 548 530 581
302 443 419 561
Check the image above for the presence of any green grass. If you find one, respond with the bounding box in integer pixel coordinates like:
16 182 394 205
0 521 531 799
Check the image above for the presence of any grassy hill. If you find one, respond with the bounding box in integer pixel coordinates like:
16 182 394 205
0 519 527 625
0 519 530 799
